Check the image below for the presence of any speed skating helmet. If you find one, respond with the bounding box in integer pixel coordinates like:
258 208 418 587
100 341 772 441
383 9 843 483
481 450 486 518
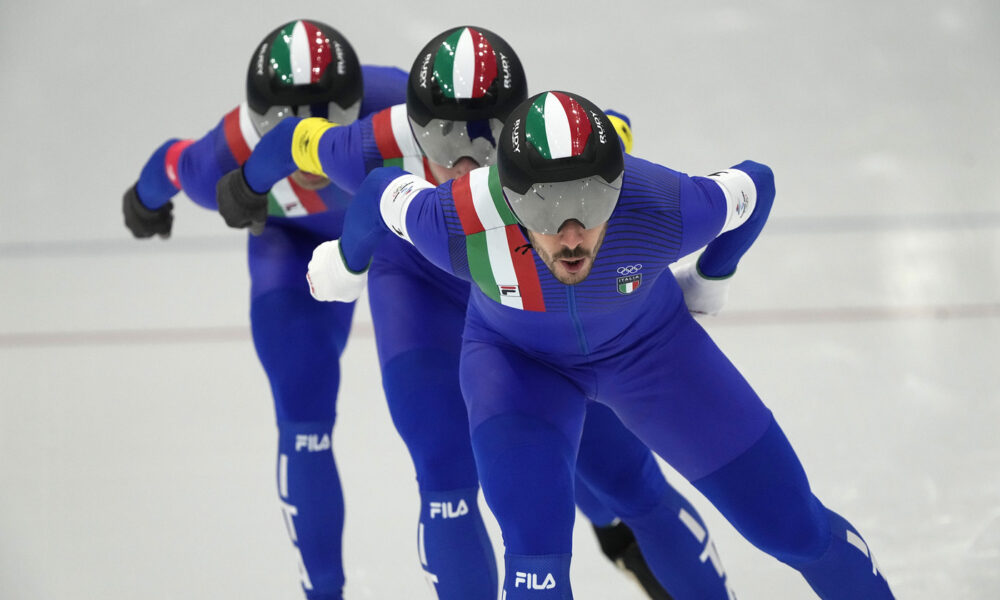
246 19 362 136
498 91 624 235
406 26 527 168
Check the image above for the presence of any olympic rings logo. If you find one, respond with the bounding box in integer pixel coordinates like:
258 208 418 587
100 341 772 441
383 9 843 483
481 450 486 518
617 264 642 275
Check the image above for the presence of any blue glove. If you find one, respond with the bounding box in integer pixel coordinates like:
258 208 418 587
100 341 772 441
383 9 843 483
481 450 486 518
698 160 775 278
241 117 302 193
339 166 409 271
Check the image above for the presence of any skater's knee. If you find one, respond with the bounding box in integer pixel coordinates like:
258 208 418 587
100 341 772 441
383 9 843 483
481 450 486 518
251 289 349 422
693 417 832 563
382 349 477 489
576 402 668 517
756 501 832 564
472 414 577 554
576 450 666 519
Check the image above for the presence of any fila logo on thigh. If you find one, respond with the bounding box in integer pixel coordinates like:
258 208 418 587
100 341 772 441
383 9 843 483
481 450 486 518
429 499 469 519
515 571 556 589
295 433 331 452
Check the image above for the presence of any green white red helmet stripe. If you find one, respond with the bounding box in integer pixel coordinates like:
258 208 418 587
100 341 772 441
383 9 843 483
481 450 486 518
525 91 592 160
434 27 497 99
452 167 545 311
270 20 332 86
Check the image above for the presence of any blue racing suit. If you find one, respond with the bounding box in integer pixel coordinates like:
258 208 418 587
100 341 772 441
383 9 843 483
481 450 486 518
333 155 895 600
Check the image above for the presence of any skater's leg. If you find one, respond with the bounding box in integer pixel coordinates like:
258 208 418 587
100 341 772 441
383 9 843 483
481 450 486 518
249 227 355 600
463 340 587 600
369 253 496 599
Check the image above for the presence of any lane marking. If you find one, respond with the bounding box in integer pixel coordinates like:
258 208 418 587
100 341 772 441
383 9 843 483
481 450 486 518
1 302 998 348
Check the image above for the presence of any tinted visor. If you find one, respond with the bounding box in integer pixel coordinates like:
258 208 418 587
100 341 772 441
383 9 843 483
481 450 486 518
408 116 503 168
503 173 623 235
248 98 361 136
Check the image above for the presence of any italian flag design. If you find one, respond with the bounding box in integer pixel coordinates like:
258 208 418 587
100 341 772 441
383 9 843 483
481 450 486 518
434 27 497 99
617 275 641 295
371 105 436 182
526 92 592 160
452 166 545 311
223 104 327 217
270 20 333 85
265 177 327 217
222 104 259 164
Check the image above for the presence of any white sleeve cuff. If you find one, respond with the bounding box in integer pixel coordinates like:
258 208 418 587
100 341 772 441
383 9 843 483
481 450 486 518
379 174 435 244
705 168 757 234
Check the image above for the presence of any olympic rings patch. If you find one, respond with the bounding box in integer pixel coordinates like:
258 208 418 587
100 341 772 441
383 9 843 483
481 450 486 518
617 264 642 275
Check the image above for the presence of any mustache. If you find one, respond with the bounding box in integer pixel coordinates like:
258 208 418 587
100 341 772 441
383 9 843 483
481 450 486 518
553 247 590 260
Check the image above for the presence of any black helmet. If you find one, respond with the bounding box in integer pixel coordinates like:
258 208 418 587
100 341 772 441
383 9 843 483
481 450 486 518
406 26 527 168
498 91 624 235
246 19 363 136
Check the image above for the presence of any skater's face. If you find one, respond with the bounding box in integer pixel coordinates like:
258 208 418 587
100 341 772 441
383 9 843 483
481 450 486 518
527 219 607 285
427 156 479 184
291 170 331 190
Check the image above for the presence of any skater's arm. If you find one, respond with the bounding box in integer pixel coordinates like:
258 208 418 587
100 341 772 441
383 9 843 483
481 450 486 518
305 166 460 302
123 108 239 237
670 161 775 314
240 64 407 195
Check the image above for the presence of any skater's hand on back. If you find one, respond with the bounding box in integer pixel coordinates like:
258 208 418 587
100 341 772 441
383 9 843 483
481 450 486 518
306 239 368 303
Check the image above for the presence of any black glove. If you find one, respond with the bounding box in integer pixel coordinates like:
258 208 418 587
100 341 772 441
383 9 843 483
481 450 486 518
123 183 173 239
216 167 267 236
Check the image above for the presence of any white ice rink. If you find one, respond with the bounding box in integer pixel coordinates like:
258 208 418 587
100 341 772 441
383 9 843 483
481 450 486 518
1 1 998 598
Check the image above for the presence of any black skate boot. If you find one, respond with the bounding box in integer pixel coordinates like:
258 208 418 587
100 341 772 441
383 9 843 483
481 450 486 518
593 520 674 600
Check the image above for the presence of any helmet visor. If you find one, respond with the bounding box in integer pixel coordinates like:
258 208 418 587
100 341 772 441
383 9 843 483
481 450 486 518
409 116 504 168
249 98 361 136
503 173 623 235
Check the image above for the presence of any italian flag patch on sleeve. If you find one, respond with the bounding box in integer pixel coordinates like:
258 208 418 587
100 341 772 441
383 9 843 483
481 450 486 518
265 176 328 217
371 105 434 180
452 166 545 311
